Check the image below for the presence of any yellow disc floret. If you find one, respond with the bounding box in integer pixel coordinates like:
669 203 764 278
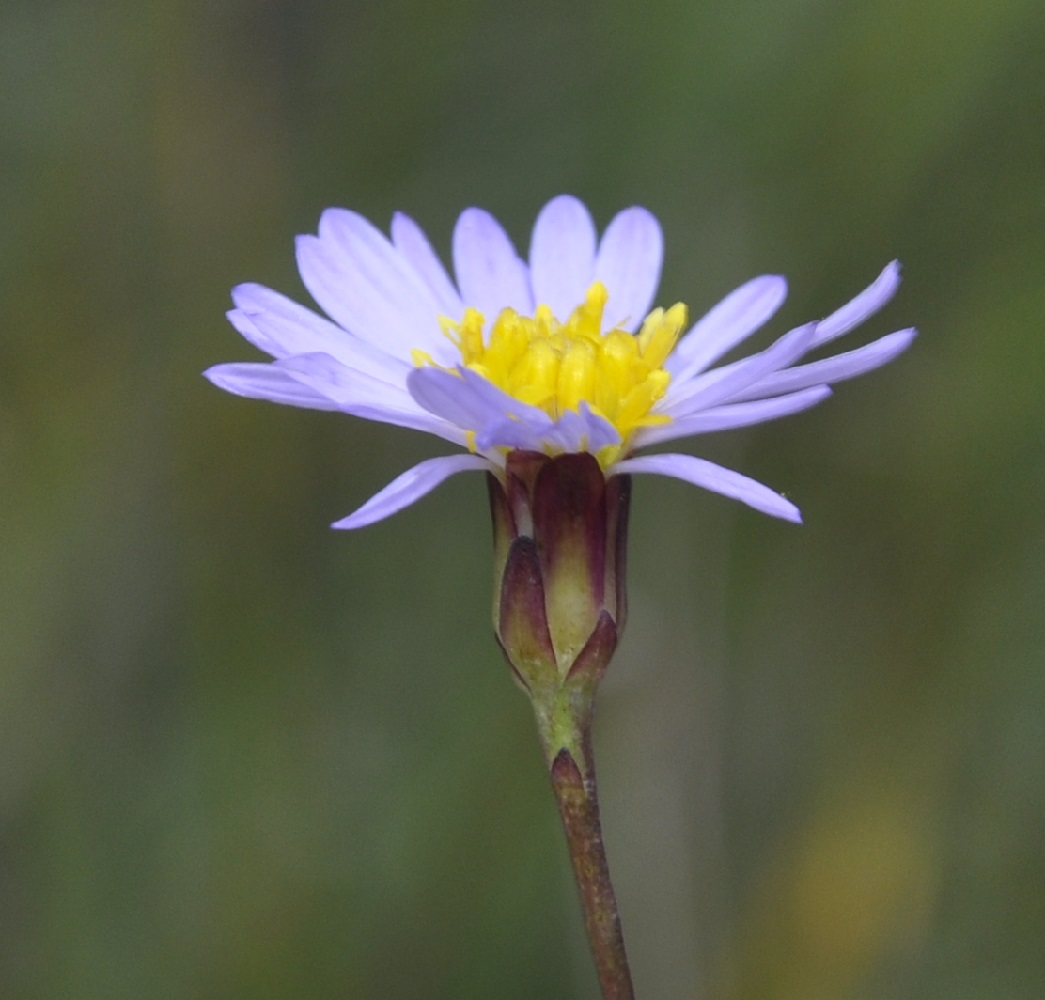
413 282 687 467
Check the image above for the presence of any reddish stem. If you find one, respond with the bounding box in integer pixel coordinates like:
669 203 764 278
548 738 634 999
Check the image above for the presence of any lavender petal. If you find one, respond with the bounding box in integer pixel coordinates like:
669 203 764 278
452 208 534 320
812 261 901 348
529 196 597 320
203 362 341 410
733 328 917 401
408 366 549 439
277 353 465 443
390 211 464 318
594 207 663 333
662 322 817 417
613 452 802 522
634 385 832 448
332 454 492 530
669 275 788 380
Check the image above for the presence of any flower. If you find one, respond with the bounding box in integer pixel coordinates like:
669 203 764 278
205 195 915 527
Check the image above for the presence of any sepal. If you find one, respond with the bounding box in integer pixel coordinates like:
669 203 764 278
488 452 630 707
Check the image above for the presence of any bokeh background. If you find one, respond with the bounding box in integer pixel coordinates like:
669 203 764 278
2 1 1043 998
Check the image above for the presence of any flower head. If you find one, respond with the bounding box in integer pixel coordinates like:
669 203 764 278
206 195 915 527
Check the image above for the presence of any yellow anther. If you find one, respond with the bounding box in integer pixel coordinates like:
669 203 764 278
419 282 687 465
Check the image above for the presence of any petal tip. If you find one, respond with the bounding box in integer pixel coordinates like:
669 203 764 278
230 281 262 305
542 193 586 212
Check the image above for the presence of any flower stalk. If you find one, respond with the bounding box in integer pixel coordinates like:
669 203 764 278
540 700 634 999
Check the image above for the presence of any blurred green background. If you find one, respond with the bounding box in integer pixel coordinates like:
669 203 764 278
2 1 1043 997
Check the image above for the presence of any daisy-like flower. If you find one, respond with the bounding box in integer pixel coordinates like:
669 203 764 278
205 195 915 528
206 195 915 998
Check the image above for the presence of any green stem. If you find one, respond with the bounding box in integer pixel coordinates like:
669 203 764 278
535 696 635 1000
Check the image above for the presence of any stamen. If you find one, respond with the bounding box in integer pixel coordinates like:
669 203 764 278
419 282 687 463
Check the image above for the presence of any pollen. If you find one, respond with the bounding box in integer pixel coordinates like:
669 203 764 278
421 282 687 463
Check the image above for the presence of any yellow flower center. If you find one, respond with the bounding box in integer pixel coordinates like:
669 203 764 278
414 281 687 466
